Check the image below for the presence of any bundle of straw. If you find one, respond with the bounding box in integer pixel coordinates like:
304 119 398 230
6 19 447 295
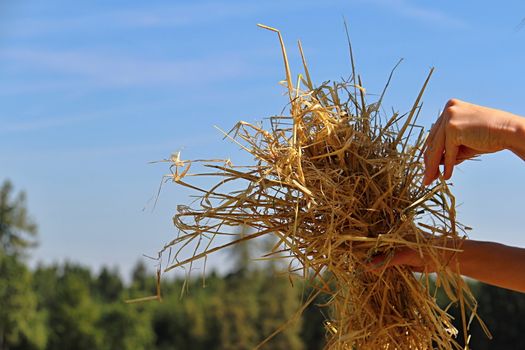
158 25 484 349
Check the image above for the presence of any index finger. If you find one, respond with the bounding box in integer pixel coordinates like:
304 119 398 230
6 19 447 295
425 110 445 149
423 117 446 185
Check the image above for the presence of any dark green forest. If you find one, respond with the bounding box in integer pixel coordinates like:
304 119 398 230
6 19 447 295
2 179 525 350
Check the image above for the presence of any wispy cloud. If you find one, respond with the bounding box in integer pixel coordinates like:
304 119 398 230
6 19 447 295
0 80 79 96
0 48 250 88
0 134 218 160
5 1 467 42
0 113 97 133
8 2 265 37
0 100 172 133
355 0 467 29
6 0 336 37
0 0 467 96
109 2 262 28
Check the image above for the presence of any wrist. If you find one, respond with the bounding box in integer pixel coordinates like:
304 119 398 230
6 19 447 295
453 240 498 279
431 237 478 276
452 239 477 276
503 114 525 160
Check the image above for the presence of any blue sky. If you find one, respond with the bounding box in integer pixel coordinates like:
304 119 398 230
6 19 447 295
1 0 525 279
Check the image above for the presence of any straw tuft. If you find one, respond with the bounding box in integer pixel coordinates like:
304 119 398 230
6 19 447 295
157 25 486 349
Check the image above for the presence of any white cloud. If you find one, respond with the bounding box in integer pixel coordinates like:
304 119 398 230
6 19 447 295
0 80 78 96
0 0 466 96
6 0 467 39
354 0 467 29
0 48 249 87
110 2 262 28
0 100 171 133
8 2 265 36
0 113 96 133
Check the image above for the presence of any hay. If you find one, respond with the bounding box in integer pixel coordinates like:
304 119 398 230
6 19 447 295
157 25 486 349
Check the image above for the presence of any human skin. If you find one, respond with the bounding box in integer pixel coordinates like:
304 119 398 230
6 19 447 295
386 99 525 292
423 98 525 185
385 240 525 293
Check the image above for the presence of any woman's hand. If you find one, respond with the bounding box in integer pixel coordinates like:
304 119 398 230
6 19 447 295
370 247 437 273
376 99 525 293
370 239 525 293
368 238 459 274
423 99 525 185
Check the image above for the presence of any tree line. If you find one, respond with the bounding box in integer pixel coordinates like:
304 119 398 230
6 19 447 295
1 179 525 350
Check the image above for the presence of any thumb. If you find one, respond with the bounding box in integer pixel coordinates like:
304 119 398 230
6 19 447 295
387 247 417 267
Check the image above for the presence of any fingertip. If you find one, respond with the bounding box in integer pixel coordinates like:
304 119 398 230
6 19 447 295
423 174 435 186
443 165 454 180
423 168 439 186
444 145 459 181
423 155 444 187
422 162 434 186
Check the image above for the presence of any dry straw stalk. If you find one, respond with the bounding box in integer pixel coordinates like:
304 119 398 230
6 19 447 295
157 24 487 349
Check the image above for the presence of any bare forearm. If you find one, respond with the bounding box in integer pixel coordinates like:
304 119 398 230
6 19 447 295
456 240 525 292
506 114 525 161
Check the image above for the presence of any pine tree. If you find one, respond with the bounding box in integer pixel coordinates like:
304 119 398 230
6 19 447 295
0 180 46 350
0 180 37 257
